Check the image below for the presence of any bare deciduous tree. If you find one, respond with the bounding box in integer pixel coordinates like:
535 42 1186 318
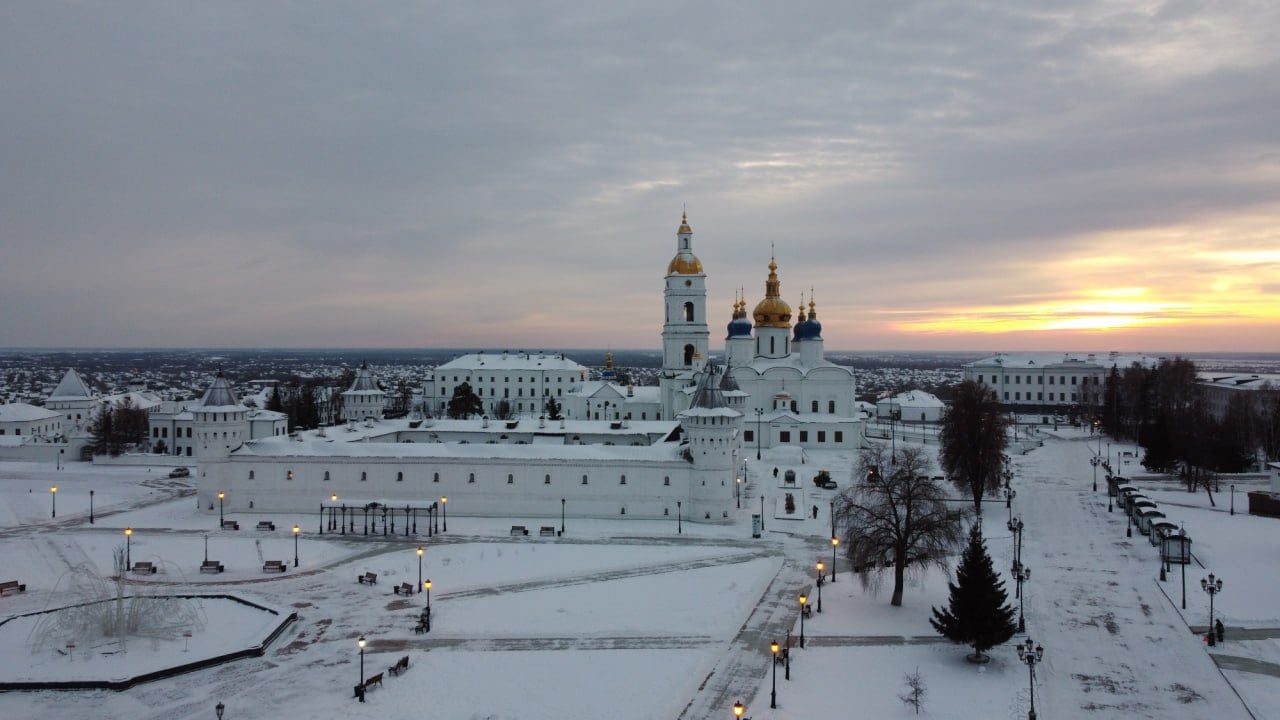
834 445 966 606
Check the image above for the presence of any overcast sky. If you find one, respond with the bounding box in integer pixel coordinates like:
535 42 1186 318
2 1 1277 352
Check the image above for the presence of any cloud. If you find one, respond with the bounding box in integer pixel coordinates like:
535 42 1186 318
1 1 1278 351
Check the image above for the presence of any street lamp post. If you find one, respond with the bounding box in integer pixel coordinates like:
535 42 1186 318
1006 488 1016 529
125 528 132 570
417 546 424 592
204 534 208 563
831 537 839 582
770 639 779 708
1180 528 1188 609
293 525 300 567
736 476 741 509
51 486 57 518
677 500 682 534
1015 565 1031 633
441 497 447 532
218 491 225 527
215 700 225 719
1016 638 1045 720
1230 485 1235 516
754 409 763 460
816 561 824 612
734 700 749 719
1011 518 1024 574
357 635 366 702
330 493 338 532
760 495 765 531
89 489 94 524
1201 573 1224 640
1090 455 1099 492
561 497 566 534
799 594 807 648
423 579 432 631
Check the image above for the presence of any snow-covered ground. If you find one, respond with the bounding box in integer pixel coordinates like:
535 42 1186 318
0 434 1276 719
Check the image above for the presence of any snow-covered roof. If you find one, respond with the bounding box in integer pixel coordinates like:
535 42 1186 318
1197 372 1280 391
345 363 384 394
0 402 62 422
48 369 93 400
436 351 587 373
197 371 246 412
101 391 161 412
965 352 1160 370
878 390 944 409
234 436 682 463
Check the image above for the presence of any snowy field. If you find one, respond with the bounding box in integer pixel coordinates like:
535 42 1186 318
0 433 1277 719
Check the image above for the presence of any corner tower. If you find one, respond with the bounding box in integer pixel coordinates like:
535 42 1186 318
661 211 709 418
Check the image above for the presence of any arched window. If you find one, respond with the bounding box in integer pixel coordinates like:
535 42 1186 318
248 470 255 480
544 474 551 484
582 474 589 485
811 400 818 412
663 476 670 486
324 470 330 482
287 470 293 480
361 471 367 482
397 471 404 482
507 474 514 484
620 507 626 515
433 472 439 483
468 473 475 483
683 344 694 366
620 475 626 485
828 400 835 413
683 302 695 322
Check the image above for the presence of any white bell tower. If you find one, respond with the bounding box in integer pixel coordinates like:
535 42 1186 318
661 211 709 418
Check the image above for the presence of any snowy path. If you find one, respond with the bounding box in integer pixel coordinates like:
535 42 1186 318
1015 437 1253 719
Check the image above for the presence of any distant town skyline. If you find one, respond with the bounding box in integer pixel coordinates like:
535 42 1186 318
2 3 1277 352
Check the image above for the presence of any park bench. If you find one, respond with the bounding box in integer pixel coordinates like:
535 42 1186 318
131 561 157 574
0 580 26 596
801 603 812 619
510 525 529 536
222 520 240 531
200 560 225 574
262 560 287 573
773 647 790 665
394 582 414 596
388 655 410 676
539 526 556 537
357 572 378 585
256 520 275 531
353 671 384 700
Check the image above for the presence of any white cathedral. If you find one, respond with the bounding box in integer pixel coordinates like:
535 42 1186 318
186 213 864 525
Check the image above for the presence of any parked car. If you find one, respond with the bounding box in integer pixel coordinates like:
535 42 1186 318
169 467 191 478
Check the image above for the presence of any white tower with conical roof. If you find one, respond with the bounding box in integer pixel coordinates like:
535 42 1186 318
661 211 709 419
192 370 249 463
342 362 386 422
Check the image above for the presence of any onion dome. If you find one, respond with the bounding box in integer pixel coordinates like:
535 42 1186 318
726 295 753 338
667 211 704 275
752 257 792 328
804 297 823 339
793 294 808 340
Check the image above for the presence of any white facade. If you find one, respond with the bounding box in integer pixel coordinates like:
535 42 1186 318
0 403 62 438
1197 372 1279 420
962 352 1160 410
427 351 588 419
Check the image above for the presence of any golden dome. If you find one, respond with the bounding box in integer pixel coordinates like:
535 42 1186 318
668 254 704 275
752 258 792 328
667 210 703 274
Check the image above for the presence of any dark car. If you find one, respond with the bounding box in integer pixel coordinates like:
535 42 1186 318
813 471 837 490
169 467 191 478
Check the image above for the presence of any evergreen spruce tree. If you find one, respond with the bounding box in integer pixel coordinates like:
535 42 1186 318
930 524 1017 662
